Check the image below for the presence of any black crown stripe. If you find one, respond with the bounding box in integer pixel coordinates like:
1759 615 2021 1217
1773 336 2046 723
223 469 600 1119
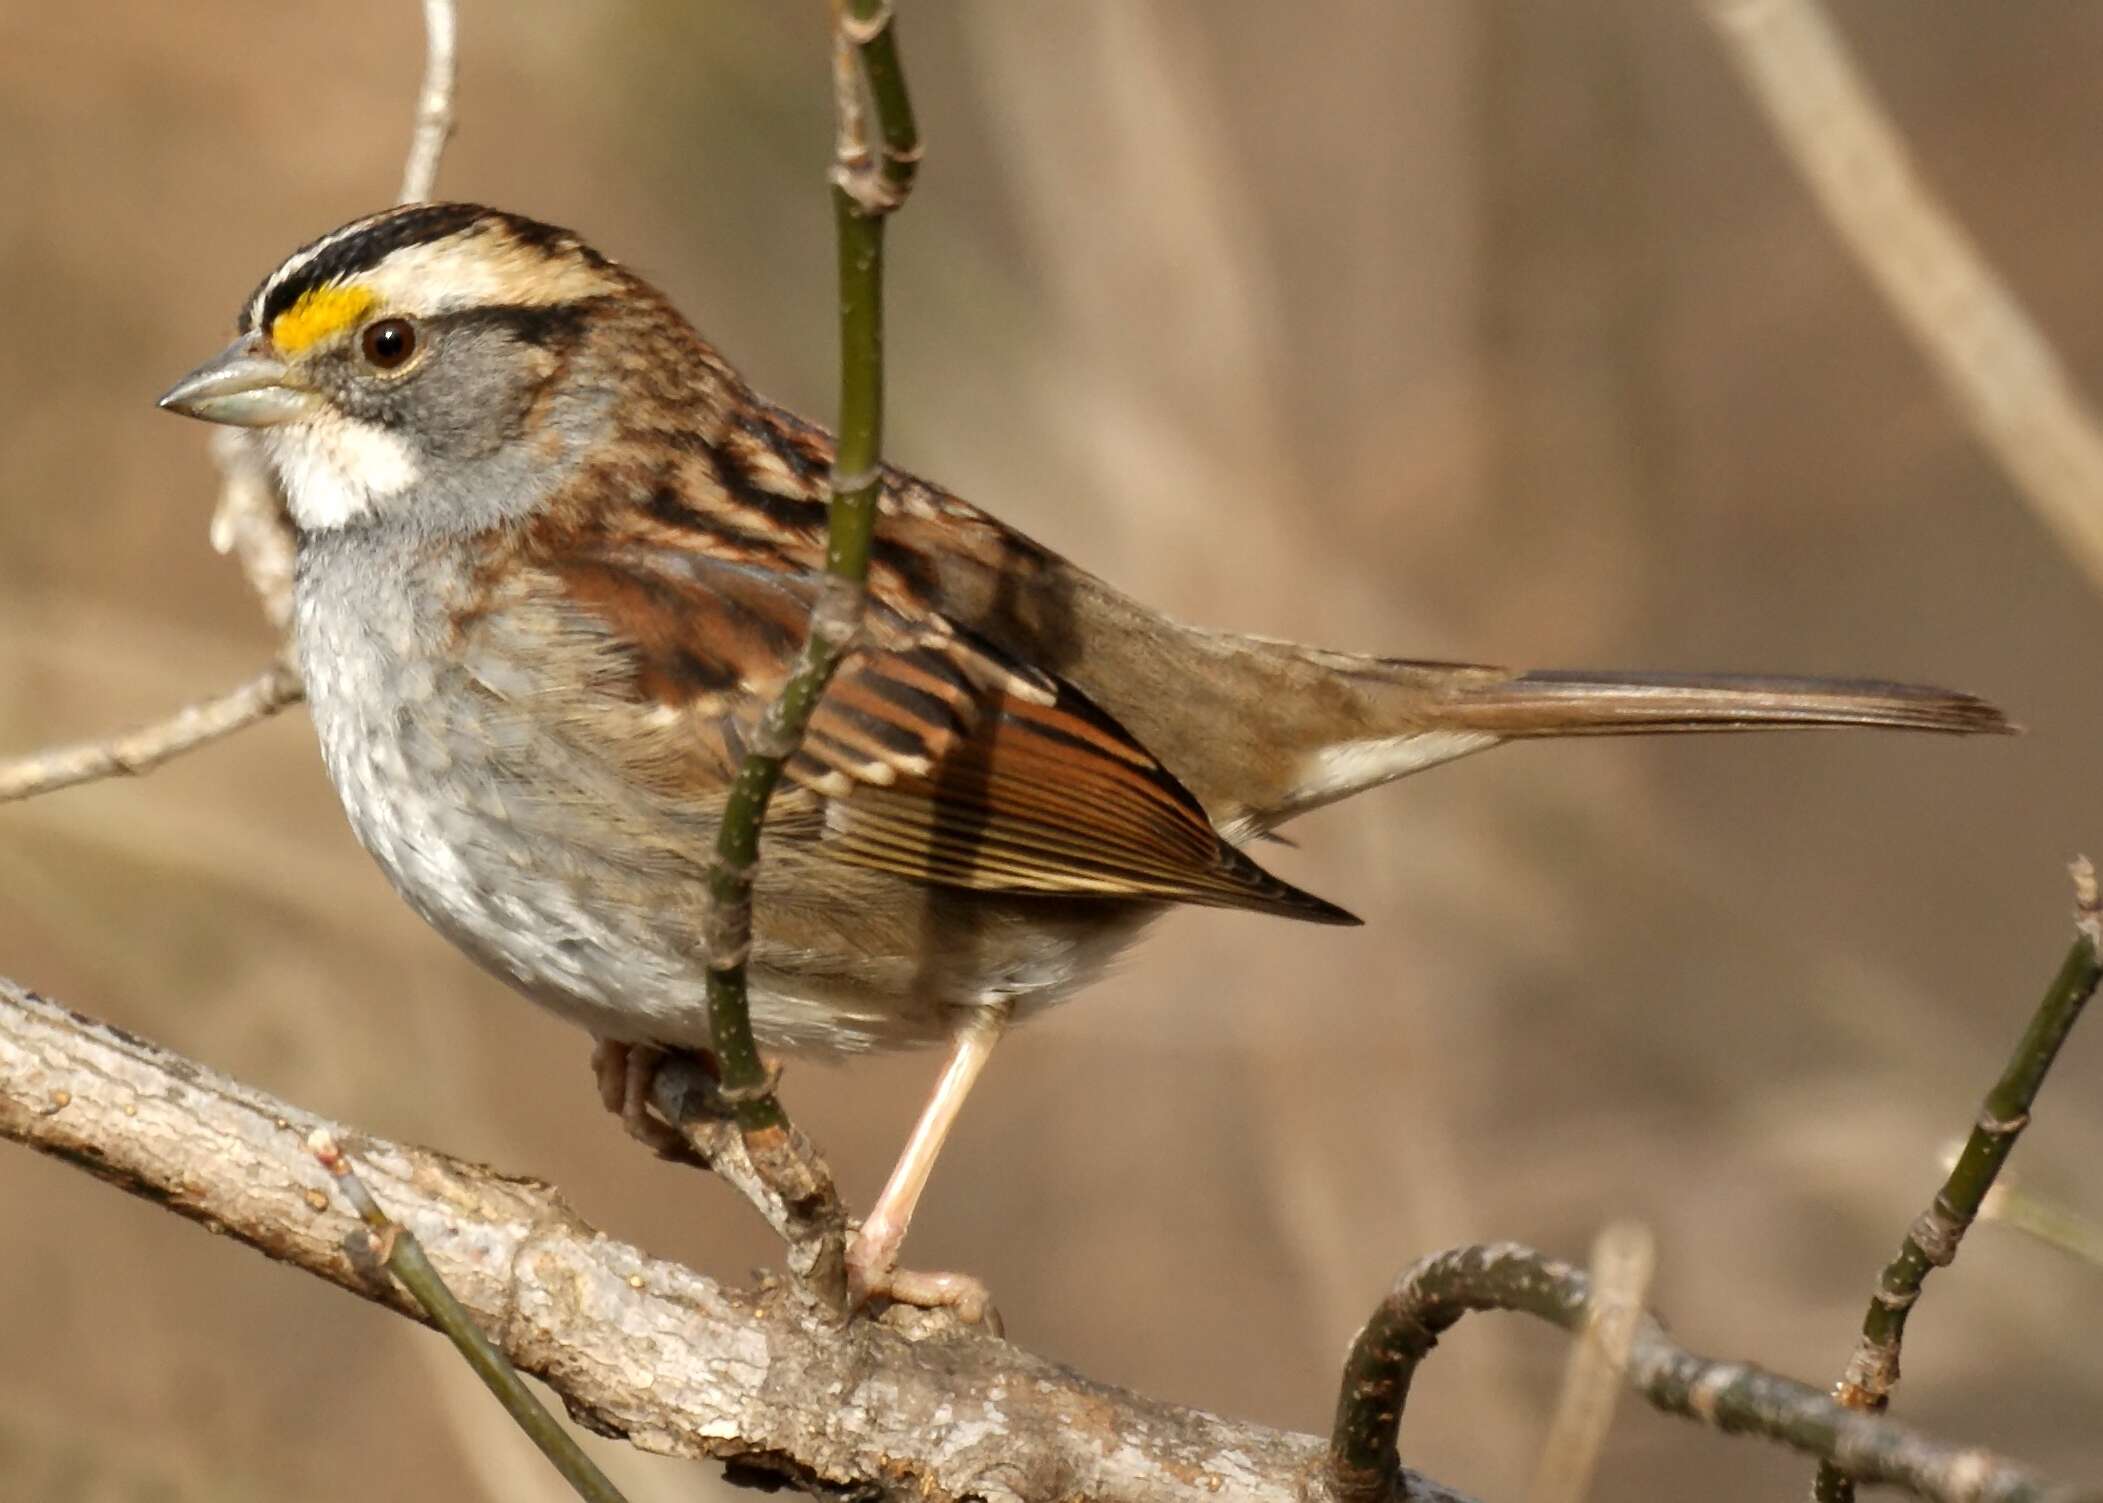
244 203 489 333
239 204 609 335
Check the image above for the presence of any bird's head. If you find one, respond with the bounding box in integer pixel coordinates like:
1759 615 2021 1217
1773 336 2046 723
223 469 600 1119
161 203 641 536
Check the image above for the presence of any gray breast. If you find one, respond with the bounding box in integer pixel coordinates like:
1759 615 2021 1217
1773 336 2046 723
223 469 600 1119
289 526 1160 1056
292 527 727 1046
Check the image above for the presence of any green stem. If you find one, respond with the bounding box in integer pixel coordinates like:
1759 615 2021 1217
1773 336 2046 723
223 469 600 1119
702 10 912 1136
845 0 920 204
312 1135 630 1503
1814 878 2103 1503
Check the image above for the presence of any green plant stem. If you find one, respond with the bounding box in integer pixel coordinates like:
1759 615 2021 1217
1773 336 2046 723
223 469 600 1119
1329 1242 2098 1503
843 0 920 206
702 9 913 1135
309 1133 630 1503
1814 865 2103 1503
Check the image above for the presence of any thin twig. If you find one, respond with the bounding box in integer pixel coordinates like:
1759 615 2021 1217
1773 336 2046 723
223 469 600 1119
308 1130 631 1503
1526 1220 1656 1503
696 0 922 1307
703 0 919 1130
647 1054 848 1301
832 0 920 212
206 429 298 631
1812 860 2103 1503
1327 1241 2099 1503
1703 0 2103 597
1977 1178 2103 1272
0 660 303 804
4 0 464 811
399 0 459 205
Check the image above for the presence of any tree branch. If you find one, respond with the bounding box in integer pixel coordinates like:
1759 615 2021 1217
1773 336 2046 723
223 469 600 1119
307 1129 631 1503
3 0 464 812
1813 861 2103 1502
1703 0 2103 597
399 0 459 205
1328 1242 2099 1503
0 975 1476 1503
0 659 303 804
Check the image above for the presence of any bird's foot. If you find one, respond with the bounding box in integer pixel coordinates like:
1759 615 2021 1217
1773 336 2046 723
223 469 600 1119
846 1218 1001 1333
589 1039 707 1163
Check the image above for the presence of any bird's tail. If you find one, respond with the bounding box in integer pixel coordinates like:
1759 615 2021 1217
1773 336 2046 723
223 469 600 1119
1427 667 2014 738
1184 643 2014 832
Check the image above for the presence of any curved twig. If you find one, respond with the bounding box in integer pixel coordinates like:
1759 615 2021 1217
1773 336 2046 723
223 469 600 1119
1329 1242 2099 1503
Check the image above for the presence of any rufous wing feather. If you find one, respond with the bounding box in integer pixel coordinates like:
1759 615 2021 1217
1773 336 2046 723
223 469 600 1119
813 676 1358 923
549 543 1356 925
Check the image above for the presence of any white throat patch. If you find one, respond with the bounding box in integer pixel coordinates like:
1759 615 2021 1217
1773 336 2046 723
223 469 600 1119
264 410 420 530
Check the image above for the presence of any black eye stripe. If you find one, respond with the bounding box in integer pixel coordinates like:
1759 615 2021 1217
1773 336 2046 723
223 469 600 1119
425 301 602 349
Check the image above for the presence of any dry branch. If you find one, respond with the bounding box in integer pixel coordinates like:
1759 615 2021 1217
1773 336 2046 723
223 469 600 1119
0 0 464 812
1704 0 2103 596
0 659 302 804
1526 1220 1655 1503
399 0 459 205
8 975 2095 1503
1329 1243 2098 1503
0 976 1475 1503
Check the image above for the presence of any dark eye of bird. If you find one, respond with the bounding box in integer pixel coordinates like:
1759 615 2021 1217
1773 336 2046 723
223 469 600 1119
360 317 417 370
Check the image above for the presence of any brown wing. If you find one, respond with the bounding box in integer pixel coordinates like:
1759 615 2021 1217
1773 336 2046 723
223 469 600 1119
550 545 1356 925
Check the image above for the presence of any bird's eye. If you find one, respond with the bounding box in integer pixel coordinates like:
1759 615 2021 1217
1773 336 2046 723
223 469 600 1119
360 317 418 371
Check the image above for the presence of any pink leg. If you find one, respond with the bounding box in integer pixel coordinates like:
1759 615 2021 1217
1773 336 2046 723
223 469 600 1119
847 1004 1010 1324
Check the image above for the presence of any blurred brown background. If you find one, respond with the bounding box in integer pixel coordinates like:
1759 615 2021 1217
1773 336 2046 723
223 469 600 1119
3 3 2100 1499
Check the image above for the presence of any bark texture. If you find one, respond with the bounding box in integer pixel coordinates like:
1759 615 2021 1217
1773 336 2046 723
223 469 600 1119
0 977 1472 1503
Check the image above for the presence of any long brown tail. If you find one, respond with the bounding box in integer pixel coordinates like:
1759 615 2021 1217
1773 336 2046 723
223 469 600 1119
1024 568 2014 829
1433 668 2016 737
1195 647 2014 831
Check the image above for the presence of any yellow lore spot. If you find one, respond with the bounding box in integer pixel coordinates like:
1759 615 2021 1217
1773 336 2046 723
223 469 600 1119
271 283 377 355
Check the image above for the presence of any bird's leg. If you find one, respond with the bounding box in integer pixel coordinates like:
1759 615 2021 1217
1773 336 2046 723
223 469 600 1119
847 1002 1011 1325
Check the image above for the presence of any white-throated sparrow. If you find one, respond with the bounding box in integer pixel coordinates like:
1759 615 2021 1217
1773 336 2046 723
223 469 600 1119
161 203 2011 1314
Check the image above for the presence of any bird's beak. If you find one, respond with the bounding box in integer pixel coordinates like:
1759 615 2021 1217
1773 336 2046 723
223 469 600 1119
158 338 321 428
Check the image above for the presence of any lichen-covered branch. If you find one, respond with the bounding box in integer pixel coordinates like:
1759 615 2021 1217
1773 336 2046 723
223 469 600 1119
1813 862 2103 1502
0 976 1476 1503
1328 1242 2098 1503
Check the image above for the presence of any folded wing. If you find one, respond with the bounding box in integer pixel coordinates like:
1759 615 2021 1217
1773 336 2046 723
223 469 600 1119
547 544 1357 925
